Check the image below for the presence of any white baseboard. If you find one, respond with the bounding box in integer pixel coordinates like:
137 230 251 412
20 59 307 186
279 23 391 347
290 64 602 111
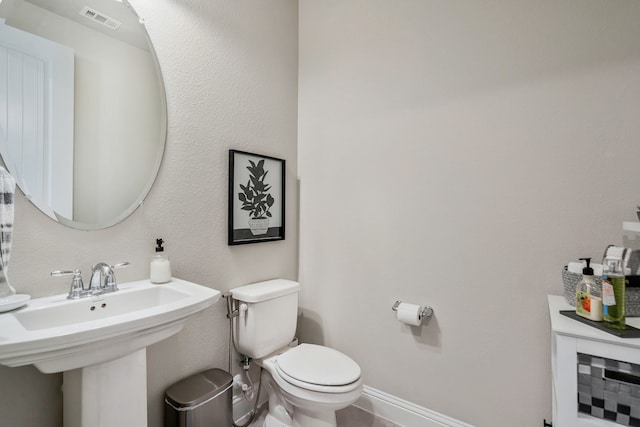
354 385 475 427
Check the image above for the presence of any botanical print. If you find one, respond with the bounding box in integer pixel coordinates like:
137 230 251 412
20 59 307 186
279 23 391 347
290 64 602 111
238 159 275 235
229 150 285 245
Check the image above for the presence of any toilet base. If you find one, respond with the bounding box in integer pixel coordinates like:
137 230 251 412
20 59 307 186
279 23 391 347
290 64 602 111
264 412 289 427
260 366 341 427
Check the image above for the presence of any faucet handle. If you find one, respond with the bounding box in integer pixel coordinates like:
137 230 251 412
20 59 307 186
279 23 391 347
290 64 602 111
51 269 76 276
52 269 86 300
102 261 130 293
111 261 130 269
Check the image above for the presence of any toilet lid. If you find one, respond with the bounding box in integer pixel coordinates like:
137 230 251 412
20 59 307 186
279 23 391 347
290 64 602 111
276 343 361 386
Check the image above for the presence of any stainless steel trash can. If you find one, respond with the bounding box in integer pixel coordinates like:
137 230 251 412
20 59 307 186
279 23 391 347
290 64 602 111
164 368 233 427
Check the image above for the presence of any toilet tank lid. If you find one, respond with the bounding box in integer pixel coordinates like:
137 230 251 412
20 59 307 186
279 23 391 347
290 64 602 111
230 279 300 303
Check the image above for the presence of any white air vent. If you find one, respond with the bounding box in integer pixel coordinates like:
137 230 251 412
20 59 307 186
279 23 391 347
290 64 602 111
79 6 121 30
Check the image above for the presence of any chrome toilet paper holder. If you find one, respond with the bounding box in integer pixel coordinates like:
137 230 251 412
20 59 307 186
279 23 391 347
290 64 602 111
391 300 434 319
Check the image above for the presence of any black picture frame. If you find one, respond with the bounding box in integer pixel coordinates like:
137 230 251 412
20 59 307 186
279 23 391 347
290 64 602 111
228 150 285 245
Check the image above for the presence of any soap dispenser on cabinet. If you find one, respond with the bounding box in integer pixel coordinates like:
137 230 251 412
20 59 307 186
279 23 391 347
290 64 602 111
576 257 602 321
150 238 171 284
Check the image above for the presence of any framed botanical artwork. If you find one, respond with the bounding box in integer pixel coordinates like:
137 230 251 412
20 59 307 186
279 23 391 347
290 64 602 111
228 150 285 245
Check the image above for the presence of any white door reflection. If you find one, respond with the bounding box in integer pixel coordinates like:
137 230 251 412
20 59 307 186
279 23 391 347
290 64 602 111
0 20 74 219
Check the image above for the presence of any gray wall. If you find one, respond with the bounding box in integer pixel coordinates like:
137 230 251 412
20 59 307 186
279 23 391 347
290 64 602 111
0 0 299 426
7 1 640 426
298 1 640 426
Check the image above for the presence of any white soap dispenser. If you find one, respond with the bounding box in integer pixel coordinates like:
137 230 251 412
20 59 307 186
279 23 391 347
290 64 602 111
150 238 171 284
576 257 602 321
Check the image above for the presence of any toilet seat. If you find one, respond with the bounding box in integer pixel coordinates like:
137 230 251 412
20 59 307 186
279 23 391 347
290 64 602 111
274 344 361 393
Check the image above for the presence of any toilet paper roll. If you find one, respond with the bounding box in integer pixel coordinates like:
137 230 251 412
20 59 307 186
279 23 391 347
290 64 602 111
396 303 423 326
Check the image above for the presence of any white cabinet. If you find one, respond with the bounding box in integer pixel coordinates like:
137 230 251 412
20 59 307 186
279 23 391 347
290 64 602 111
549 296 640 426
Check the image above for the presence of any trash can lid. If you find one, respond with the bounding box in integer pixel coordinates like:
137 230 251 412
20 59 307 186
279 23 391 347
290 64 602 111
165 368 233 408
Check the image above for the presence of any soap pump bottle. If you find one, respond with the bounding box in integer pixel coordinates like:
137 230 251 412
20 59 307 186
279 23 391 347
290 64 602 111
602 257 625 329
150 238 171 284
576 257 603 321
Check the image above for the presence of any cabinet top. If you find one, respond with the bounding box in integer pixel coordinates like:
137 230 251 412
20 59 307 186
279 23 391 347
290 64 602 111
548 295 640 348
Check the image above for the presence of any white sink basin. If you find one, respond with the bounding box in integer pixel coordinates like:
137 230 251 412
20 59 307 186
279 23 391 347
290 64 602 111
0 278 220 373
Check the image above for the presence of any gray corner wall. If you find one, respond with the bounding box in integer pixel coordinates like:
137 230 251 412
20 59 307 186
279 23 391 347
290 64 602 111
0 1 299 426
297 1 640 426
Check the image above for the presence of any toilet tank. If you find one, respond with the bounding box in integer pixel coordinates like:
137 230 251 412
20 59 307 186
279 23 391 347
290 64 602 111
230 279 300 359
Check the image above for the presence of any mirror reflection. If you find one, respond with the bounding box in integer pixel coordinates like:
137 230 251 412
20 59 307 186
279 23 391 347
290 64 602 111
0 0 166 229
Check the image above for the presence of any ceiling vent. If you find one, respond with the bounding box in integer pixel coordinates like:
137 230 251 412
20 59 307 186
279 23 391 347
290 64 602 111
79 6 121 30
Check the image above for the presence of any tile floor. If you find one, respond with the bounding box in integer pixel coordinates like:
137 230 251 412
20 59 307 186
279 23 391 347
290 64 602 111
247 404 400 426
336 405 400 427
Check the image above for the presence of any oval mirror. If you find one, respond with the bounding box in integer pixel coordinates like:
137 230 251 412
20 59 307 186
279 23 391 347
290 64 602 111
0 0 166 230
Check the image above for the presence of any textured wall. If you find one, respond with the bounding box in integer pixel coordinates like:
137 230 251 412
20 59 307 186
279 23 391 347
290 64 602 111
0 0 298 426
298 1 640 426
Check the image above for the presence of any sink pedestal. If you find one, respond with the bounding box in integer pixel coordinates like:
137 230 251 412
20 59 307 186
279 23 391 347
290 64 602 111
63 349 147 427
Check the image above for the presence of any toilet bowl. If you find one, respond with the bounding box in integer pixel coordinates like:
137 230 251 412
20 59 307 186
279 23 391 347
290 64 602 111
258 344 363 427
229 279 363 427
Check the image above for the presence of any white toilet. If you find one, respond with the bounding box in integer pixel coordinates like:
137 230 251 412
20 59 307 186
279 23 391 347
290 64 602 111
230 279 363 427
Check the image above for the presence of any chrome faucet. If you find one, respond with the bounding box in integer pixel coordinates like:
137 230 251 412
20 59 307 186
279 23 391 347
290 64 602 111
89 263 116 294
52 262 130 299
88 262 130 294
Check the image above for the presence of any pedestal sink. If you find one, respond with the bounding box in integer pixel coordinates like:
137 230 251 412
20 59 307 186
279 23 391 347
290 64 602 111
0 278 221 426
